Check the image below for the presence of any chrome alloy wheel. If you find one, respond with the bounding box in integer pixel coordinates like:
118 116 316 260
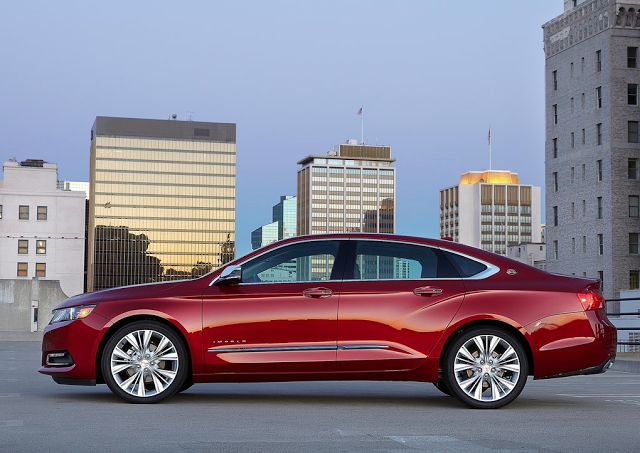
109 329 179 398
452 333 521 403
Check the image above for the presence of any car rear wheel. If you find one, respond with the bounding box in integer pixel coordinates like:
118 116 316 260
102 321 188 403
433 380 452 396
443 327 528 409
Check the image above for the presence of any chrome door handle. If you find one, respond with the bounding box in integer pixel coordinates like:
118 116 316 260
413 286 443 296
303 287 333 298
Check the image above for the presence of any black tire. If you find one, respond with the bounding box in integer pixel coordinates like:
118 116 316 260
102 320 189 403
433 380 452 396
443 326 528 409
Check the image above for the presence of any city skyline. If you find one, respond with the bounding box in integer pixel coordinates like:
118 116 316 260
0 1 562 256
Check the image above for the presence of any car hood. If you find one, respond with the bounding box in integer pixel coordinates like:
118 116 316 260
53 279 192 310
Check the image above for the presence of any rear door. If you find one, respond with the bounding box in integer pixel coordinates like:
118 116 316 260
336 240 466 372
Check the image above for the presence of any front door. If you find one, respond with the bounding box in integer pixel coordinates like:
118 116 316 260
202 239 347 374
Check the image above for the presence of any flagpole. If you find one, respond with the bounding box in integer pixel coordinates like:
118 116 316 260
361 108 364 145
488 126 492 171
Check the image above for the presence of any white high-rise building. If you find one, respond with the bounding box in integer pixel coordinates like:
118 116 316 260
0 159 86 297
440 170 542 255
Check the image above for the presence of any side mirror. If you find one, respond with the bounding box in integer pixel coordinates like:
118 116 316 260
212 265 242 286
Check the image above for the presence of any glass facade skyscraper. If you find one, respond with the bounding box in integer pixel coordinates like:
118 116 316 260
88 117 236 291
251 195 297 250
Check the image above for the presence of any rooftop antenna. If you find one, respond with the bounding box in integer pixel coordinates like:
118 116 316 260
187 111 194 121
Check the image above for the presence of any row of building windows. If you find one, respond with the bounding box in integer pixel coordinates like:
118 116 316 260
551 122 638 156
552 47 637 90
17 239 47 255
16 262 46 277
552 196 640 225
0 205 48 221
552 159 640 191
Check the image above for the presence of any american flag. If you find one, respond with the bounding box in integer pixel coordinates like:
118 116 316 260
357 107 363 115
488 127 491 145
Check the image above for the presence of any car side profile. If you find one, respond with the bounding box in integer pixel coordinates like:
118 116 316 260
39 233 617 408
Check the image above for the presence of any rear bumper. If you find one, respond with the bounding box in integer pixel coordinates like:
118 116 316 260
537 354 616 380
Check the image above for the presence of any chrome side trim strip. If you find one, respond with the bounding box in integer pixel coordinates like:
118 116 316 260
208 345 338 353
339 345 390 350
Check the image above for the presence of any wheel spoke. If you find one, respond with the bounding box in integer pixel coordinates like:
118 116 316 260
472 336 486 356
125 333 143 354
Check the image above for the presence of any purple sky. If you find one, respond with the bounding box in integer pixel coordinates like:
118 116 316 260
0 1 563 256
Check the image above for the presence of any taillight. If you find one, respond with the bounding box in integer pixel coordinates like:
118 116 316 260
577 291 605 311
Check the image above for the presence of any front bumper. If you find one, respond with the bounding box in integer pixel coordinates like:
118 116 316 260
38 312 108 382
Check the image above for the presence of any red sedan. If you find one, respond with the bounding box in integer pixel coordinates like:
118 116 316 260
39 234 617 408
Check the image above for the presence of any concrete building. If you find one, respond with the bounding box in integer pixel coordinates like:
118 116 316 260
88 116 236 291
440 170 542 255
297 139 396 235
0 159 85 297
613 289 640 352
251 195 297 250
543 0 640 298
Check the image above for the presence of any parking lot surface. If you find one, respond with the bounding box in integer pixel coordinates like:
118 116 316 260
1 341 639 453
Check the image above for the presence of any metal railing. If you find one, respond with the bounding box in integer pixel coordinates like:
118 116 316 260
606 297 640 352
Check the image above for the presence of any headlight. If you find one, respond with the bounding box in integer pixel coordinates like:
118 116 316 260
49 305 96 324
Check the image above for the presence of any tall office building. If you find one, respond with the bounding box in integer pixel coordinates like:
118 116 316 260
543 1 640 298
251 195 296 250
439 170 542 255
88 116 236 291
297 139 396 236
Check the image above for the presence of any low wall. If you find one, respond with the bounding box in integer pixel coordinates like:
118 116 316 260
0 278 69 332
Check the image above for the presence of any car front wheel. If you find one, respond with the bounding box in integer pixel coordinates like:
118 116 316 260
443 327 528 409
102 320 188 403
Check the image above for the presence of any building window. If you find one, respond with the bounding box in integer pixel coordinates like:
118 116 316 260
553 206 558 226
571 202 575 218
552 70 558 90
570 61 574 77
629 84 639 105
581 128 586 145
629 159 639 179
582 236 587 253
19 205 29 220
597 197 603 219
629 47 638 69
553 172 558 192
571 97 574 113
597 234 604 255
629 121 639 143
596 50 601 72
0 205 2 219
552 138 557 158
596 159 602 181
582 164 586 181
581 57 585 73
595 86 602 108
630 233 639 255
553 240 558 260
36 240 47 255
598 271 604 291
571 132 575 148
631 271 640 290
582 199 586 216
581 92 585 109
552 104 558 124
36 263 46 278
18 239 28 255
596 124 602 145
630 196 639 217
37 206 47 221
572 238 576 254
571 167 575 183
17 262 27 277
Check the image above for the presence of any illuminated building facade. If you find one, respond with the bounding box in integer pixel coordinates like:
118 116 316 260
88 116 236 291
440 170 542 255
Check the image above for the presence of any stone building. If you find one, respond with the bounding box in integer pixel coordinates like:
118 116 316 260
543 0 640 298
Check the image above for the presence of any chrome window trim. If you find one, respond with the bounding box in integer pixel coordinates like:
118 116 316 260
208 237 500 286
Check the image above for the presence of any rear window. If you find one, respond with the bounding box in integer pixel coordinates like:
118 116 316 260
443 251 488 278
